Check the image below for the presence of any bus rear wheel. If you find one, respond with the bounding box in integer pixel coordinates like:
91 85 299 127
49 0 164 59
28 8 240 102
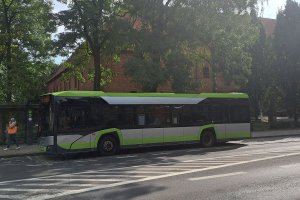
97 135 119 156
200 130 216 148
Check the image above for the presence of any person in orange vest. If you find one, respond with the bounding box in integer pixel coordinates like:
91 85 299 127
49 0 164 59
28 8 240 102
3 118 20 150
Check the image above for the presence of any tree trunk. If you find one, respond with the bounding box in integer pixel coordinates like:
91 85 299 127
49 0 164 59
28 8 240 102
294 111 298 125
210 48 217 93
254 98 260 121
93 50 101 91
268 100 275 129
212 72 217 93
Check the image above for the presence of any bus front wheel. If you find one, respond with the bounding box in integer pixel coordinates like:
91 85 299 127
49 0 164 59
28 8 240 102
200 130 216 148
97 135 119 156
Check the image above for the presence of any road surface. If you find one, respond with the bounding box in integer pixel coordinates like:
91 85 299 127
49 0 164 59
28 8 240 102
1 136 300 200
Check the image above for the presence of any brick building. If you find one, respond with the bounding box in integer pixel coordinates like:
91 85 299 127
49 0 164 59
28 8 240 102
47 18 276 94
47 50 237 93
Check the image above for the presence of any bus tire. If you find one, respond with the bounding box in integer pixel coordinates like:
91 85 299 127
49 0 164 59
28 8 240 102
200 130 216 148
97 135 119 156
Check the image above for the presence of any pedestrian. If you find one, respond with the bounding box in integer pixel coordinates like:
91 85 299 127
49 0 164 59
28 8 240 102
3 118 20 150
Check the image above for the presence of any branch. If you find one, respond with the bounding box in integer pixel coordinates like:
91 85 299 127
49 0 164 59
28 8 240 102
165 0 172 7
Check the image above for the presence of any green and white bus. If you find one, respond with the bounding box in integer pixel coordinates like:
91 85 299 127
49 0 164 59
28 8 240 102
38 91 250 155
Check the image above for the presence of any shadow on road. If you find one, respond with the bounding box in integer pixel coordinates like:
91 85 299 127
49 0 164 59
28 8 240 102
26 142 246 181
101 183 166 200
42 142 245 163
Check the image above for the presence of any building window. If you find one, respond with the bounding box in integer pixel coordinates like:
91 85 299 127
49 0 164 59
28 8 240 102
203 66 210 78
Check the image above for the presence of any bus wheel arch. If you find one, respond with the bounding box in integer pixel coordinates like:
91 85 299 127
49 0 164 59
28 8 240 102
97 133 120 156
200 128 216 148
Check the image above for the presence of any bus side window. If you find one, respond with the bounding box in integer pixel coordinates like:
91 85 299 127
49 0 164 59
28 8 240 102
172 106 182 126
211 105 226 124
135 106 145 127
144 105 169 128
230 106 250 123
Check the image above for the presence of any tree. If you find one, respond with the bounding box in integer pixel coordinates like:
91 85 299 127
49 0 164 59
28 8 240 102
260 38 284 127
125 0 261 92
273 0 300 123
56 0 131 91
125 0 208 92
0 0 55 103
187 0 260 92
246 15 267 120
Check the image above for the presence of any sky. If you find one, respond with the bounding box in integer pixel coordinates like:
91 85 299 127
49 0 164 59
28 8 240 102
261 0 286 19
52 0 300 19
51 0 298 64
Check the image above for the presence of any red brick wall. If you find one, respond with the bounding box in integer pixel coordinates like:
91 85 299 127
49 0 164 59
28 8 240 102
47 52 237 93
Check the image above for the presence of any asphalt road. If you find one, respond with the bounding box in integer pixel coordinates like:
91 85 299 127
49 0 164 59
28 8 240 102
1 137 300 200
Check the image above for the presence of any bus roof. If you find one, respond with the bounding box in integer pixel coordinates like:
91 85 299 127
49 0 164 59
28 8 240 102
47 91 249 99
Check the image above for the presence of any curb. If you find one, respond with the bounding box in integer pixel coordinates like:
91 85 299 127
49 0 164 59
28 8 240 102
2 134 300 158
251 134 300 139
0 152 43 159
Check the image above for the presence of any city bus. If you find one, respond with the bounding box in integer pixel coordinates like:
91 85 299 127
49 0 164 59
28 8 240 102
38 91 250 155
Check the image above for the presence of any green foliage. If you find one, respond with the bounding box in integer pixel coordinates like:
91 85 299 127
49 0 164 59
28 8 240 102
124 0 199 92
56 0 132 90
60 42 115 87
125 53 168 92
124 0 261 92
273 0 300 122
187 0 259 90
246 16 267 119
0 0 56 103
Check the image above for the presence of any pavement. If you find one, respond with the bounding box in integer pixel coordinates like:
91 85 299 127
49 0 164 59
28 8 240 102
251 129 300 138
0 129 300 158
0 144 42 158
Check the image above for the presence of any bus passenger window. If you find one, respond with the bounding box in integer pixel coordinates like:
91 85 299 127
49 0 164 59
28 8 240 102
137 114 145 126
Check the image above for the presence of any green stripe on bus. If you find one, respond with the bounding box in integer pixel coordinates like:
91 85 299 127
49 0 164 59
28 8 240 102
226 132 251 139
122 138 143 145
142 138 164 144
58 143 71 150
70 142 91 150
94 128 123 148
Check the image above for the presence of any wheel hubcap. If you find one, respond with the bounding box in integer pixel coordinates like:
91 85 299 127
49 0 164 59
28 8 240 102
103 141 114 152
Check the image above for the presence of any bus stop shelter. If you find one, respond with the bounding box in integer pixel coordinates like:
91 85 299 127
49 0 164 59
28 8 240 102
0 103 39 145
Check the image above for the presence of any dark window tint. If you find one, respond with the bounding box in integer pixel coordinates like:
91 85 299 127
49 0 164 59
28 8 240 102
230 106 250 123
171 106 182 126
181 105 211 126
144 105 170 128
211 104 226 123
56 97 112 133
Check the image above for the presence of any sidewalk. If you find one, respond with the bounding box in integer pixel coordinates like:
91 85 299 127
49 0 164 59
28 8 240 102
0 144 41 158
1 129 300 158
252 129 300 138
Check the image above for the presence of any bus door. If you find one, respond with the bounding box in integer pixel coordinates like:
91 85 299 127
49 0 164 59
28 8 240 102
211 104 227 140
56 101 92 151
164 106 184 143
142 106 165 144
